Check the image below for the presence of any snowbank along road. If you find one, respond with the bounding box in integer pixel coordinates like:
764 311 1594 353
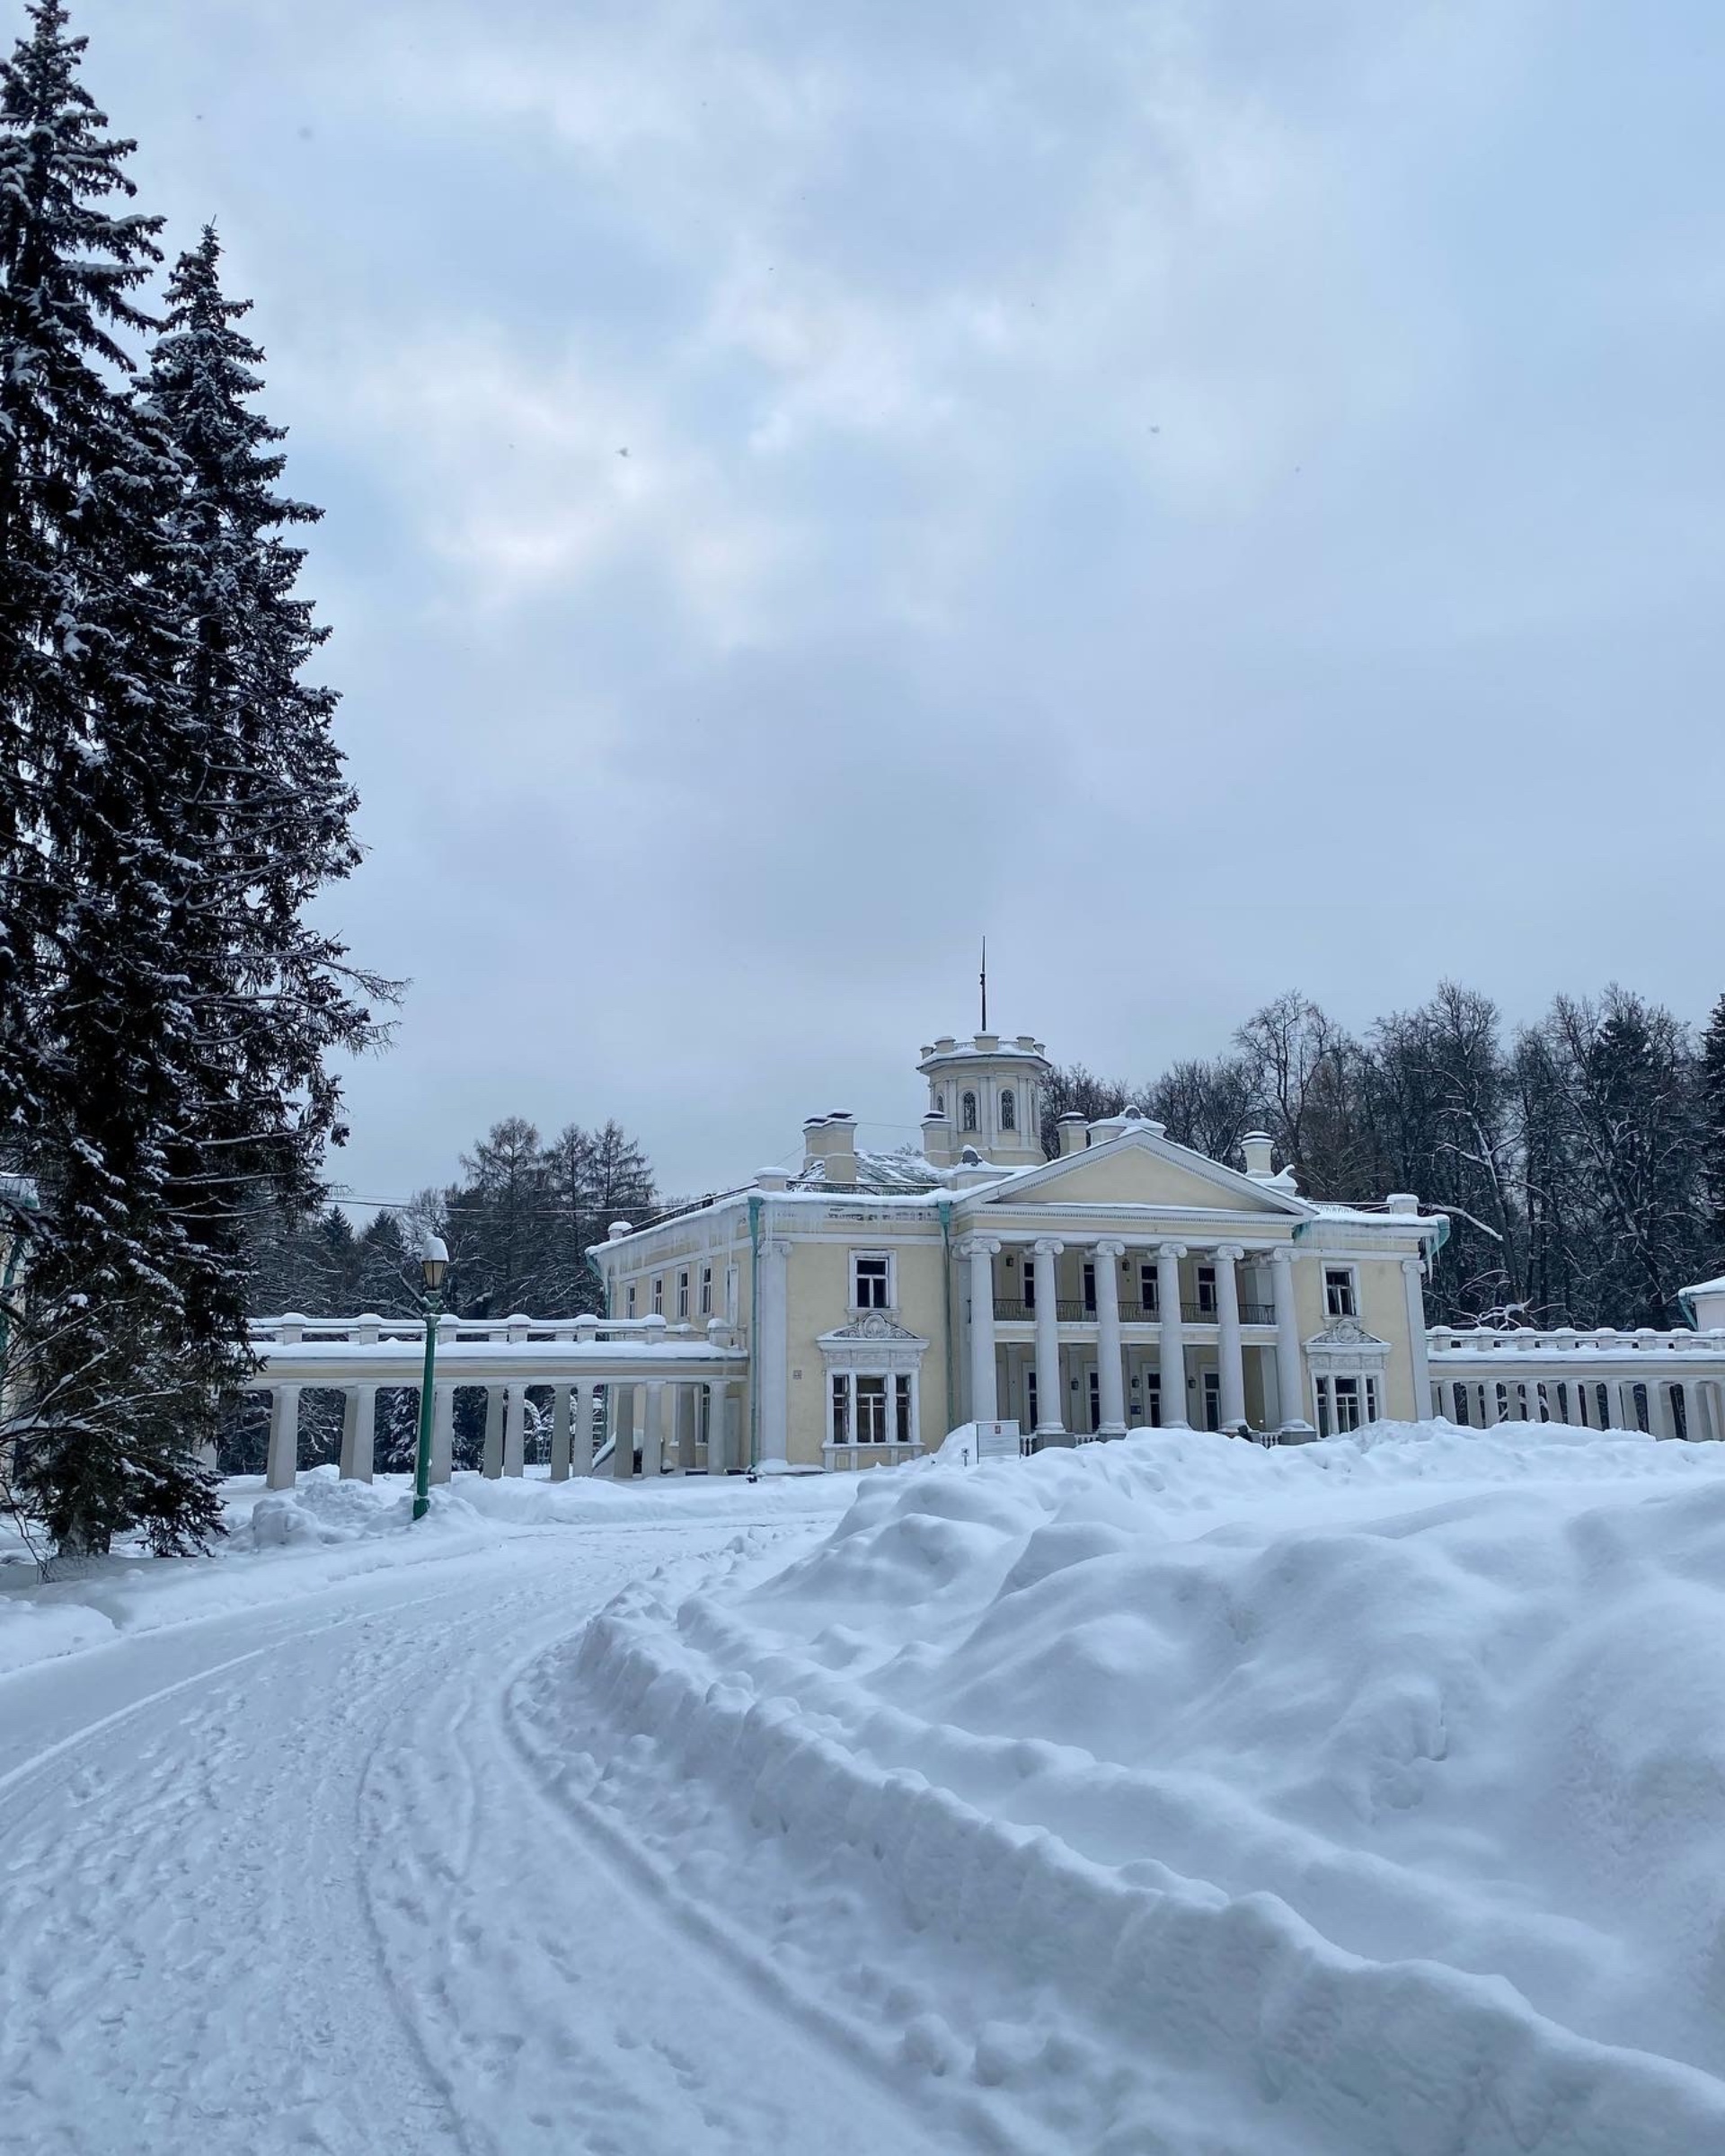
6 1425 1725 2155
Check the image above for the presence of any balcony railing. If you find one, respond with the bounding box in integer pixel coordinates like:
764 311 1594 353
993 1297 1277 1326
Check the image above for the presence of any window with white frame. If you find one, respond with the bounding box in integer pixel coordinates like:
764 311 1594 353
1138 1261 1159 1313
1146 1372 1163 1427
651 1277 663 1315
1203 1370 1221 1429
1324 1266 1358 1319
961 1091 978 1131
853 1251 891 1310
895 1374 913 1443
856 1375 889 1443
1000 1088 1016 1132
625 1282 637 1318
699 1264 712 1317
1022 1259 1036 1311
1197 1265 1217 1314
1083 1260 1096 1313
830 1374 850 1445
677 1269 689 1319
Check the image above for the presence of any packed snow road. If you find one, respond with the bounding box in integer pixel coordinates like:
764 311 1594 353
0 1507 960 2156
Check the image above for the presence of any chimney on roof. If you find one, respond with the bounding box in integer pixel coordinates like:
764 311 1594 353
1240 1132 1276 1178
1057 1112 1089 1156
802 1112 858 1185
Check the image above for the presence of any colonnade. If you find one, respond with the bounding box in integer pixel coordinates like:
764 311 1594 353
960 1235 1314 1440
260 1374 742 1489
1434 1367 1725 1442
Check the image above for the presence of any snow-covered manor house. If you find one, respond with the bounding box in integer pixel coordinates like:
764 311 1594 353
595 1027 1444 1469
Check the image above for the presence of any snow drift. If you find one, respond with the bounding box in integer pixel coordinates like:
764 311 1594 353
516 1424 1725 2153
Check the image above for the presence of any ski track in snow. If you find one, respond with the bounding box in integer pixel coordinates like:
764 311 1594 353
0 1515 966 2156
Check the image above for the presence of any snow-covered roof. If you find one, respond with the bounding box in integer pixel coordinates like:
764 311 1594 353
1683 1275 1725 1300
791 1148 947 1195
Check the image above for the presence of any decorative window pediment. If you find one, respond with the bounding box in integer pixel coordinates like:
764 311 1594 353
818 1313 929 1372
1304 1316 1391 1362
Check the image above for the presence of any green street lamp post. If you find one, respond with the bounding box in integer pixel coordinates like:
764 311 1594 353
412 1233 449 1521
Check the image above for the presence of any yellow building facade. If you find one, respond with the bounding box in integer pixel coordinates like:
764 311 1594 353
594 1029 1446 1471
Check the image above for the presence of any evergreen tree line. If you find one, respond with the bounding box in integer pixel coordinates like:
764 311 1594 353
1041 984 1725 1331
0 4 389 1551
246 1115 655 1321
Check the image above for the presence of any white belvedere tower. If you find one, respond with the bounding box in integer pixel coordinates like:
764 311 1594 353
918 1031 1050 1169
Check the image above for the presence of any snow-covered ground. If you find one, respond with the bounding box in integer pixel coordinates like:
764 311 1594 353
4 1427 1724 2152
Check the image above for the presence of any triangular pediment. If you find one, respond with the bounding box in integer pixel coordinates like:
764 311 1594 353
818 1315 928 1347
978 1129 1312 1218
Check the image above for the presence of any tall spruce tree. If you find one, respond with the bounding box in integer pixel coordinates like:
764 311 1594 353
1 11 388 1552
1700 993 1725 1257
0 1 211 1551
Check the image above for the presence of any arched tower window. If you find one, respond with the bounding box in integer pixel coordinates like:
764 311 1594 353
1000 1088 1016 1132
933 1087 944 1114
961 1091 978 1132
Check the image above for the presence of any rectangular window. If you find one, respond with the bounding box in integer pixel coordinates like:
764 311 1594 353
651 1277 663 1316
853 1253 891 1310
895 1374 913 1445
1087 1369 1101 1433
1366 1376 1380 1425
831 1374 850 1445
1026 1368 1039 1429
677 1270 689 1319
1138 1263 1159 1313
1083 1261 1097 1315
1022 1261 1035 1311
1204 1370 1221 1430
857 1375 889 1443
1333 1374 1362 1431
1324 1268 1358 1319
1146 1373 1162 1427
626 1282 637 1318
1197 1266 1217 1315
699 1265 712 1317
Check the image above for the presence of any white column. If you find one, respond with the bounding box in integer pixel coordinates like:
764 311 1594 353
1396 1259 1430 1425
675 1385 694 1473
1214 1244 1246 1431
570 1380 592 1476
338 1382 377 1482
549 1383 572 1481
265 1383 302 1490
1092 1239 1128 1437
756 1234 792 1469
1031 1237 1065 1440
482 1385 504 1478
611 1383 635 1479
1269 1248 1305 1434
503 1383 526 1476
430 1383 454 1482
963 1238 1002 1424
1157 1243 1189 1427
707 1381 732 1472
643 1381 666 1474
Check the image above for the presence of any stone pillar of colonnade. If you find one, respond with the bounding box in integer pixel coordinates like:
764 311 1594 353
1156 1243 1189 1427
707 1381 732 1473
265 1383 303 1489
1269 1248 1305 1434
675 1386 696 1473
482 1386 505 1479
608 1383 632 1478
1213 1245 1246 1431
503 1383 527 1476
642 1382 666 1475
430 1383 455 1483
963 1238 1002 1425
338 1383 377 1482
1031 1238 1066 1444
1092 1240 1128 1438
550 1383 572 1481
756 1237 792 1469
571 1381 594 1476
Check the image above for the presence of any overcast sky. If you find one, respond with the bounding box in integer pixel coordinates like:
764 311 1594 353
72 0 1725 1206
